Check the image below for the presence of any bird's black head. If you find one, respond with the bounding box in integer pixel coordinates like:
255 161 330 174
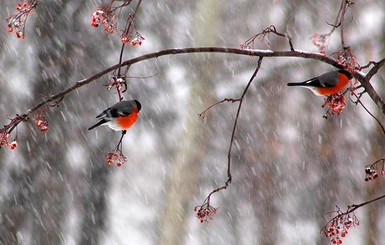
134 100 142 111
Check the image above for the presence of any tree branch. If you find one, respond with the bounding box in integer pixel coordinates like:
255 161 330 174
194 57 263 222
353 58 385 115
2 47 385 134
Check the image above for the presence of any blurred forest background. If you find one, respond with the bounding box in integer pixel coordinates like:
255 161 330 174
1 0 385 244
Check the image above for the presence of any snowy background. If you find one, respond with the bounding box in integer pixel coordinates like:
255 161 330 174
1 0 385 244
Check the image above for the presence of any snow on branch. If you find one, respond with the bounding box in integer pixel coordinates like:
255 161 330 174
1 47 385 147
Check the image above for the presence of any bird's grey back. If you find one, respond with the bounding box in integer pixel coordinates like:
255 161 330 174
318 71 339 87
108 100 136 117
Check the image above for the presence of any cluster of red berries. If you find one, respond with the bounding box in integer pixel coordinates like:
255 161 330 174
30 101 61 132
337 48 362 74
365 166 380 181
120 33 130 44
91 9 117 34
194 203 219 223
364 159 385 181
91 2 145 46
106 150 127 167
0 132 18 150
32 113 48 132
322 94 346 118
107 76 125 90
321 211 358 244
311 33 329 55
121 32 145 46
6 1 38 39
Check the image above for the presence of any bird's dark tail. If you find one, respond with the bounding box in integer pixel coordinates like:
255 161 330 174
287 82 304 86
287 77 319 87
88 119 108 130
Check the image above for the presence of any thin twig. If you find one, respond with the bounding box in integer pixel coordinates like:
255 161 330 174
242 25 295 51
115 0 143 100
329 193 385 222
117 0 142 75
198 98 240 119
351 92 385 135
227 57 263 181
204 57 264 204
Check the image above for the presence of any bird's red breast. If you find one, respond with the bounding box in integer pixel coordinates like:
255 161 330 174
116 107 139 130
316 73 350 96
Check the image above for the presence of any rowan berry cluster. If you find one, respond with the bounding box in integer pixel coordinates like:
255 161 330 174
0 131 18 150
106 150 128 167
91 9 117 34
30 100 61 132
91 2 145 46
6 0 38 39
126 32 145 46
118 12 145 46
120 33 130 44
32 113 49 132
321 208 359 245
311 33 329 55
107 76 126 91
364 159 385 181
337 48 362 74
322 94 346 119
194 202 219 223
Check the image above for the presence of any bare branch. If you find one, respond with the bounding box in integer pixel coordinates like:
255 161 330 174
326 0 354 48
241 25 295 51
351 92 385 135
2 47 384 136
353 58 385 115
366 57 385 81
227 57 263 180
199 57 264 214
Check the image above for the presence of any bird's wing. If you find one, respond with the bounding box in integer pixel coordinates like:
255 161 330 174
317 71 339 87
96 107 111 118
109 101 136 117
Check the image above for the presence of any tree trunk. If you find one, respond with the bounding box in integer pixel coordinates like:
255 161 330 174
157 1 221 244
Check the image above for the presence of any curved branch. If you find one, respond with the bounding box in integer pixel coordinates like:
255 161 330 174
2 47 385 133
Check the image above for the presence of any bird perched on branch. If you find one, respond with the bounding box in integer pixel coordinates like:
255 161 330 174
287 70 352 96
88 100 141 131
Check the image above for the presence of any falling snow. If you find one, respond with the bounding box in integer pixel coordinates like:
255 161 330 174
0 1 384 245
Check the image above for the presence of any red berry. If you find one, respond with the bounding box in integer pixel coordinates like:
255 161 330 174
16 31 25 39
9 140 18 149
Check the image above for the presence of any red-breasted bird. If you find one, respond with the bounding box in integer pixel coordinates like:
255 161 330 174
88 100 141 131
287 70 353 96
